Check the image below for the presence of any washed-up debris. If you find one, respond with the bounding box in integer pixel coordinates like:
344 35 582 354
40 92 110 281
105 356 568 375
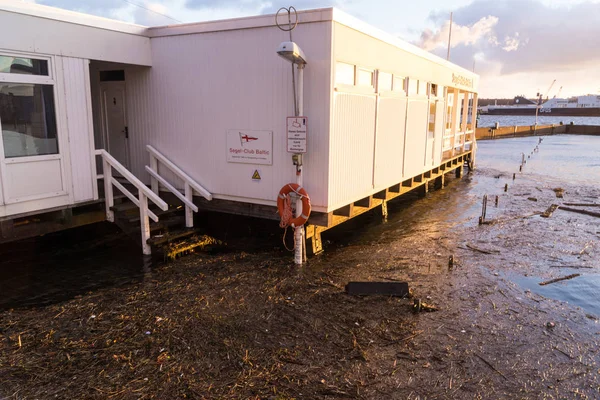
345 281 409 297
466 243 501 255
165 235 223 260
553 188 565 198
412 299 438 313
448 255 454 269
539 273 581 286
559 206 600 219
541 204 559 218
527 197 538 202
563 203 600 207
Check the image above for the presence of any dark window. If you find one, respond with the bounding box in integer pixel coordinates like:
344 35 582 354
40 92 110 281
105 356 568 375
100 70 125 82
0 83 58 157
0 56 49 75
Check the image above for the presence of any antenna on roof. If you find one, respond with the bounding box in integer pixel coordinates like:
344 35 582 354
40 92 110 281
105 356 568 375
447 12 453 61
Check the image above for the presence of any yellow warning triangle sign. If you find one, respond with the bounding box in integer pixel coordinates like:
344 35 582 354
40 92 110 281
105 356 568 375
252 170 261 180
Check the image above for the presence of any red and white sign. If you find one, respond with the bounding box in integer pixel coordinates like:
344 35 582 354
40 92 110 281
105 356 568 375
287 116 307 153
226 130 272 165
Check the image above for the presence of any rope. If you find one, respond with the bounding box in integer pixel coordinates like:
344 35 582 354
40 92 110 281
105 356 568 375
279 193 295 251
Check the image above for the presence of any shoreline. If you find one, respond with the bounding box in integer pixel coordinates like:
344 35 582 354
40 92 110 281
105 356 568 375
475 123 600 140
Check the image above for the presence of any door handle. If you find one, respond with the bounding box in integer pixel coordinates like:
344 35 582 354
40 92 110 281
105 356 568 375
124 126 129 139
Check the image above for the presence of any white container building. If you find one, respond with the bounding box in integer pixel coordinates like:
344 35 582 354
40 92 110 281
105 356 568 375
0 2 478 254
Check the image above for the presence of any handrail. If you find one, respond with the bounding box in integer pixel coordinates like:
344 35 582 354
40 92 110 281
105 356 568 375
95 149 169 255
145 166 198 213
146 145 212 201
95 149 168 211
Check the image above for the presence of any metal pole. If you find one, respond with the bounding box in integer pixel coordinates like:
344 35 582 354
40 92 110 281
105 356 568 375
294 64 305 265
447 12 453 61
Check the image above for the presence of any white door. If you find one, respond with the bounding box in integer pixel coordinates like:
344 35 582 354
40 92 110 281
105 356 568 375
100 82 129 168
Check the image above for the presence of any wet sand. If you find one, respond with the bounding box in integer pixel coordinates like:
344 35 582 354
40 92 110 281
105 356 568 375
1 136 599 399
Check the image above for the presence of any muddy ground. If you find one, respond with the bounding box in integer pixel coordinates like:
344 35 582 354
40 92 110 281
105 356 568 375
1 141 600 399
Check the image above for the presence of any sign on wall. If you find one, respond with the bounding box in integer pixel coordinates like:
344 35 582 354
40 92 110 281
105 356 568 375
226 130 273 165
287 116 307 153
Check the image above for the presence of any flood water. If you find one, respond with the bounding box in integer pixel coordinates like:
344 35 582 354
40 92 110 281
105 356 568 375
0 134 598 315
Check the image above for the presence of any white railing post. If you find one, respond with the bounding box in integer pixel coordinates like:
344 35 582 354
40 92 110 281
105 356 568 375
139 192 151 255
184 183 193 228
103 158 114 222
149 154 159 195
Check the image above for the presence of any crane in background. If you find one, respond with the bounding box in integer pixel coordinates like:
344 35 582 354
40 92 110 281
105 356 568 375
535 79 556 125
537 79 556 103
554 86 563 99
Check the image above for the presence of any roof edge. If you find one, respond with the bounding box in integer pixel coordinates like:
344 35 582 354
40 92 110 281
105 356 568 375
331 8 479 79
0 0 149 36
148 7 334 38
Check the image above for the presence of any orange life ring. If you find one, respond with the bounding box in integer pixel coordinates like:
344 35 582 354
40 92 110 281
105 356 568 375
277 183 311 228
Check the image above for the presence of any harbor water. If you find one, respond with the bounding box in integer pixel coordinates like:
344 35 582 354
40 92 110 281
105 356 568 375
478 114 600 128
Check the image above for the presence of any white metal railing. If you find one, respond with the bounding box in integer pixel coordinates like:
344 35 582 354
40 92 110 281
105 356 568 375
95 149 168 255
145 145 212 229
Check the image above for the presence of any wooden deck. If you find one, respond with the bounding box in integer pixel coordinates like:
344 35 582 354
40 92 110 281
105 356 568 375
305 151 472 255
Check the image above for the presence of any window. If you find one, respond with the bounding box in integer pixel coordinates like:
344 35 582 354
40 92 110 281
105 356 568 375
430 83 438 97
393 76 406 93
407 79 419 96
356 68 374 88
0 54 58 158
0 56 49 76
335 62 355 86
378 71 392 92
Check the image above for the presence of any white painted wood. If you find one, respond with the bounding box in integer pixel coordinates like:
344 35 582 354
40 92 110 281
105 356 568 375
184 184 193 228
101 82 129 169
138 193 151 255
110 177 159 222
62 57 95 203
0 2 151 66
146 145 211 200
144 166 198 213
95 149 167 211
4 159 64 202
149 155 159 195
102 158 114 222
403 100 429 178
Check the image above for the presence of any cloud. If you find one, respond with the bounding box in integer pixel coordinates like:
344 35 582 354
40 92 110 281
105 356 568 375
421 0 600 77
419 15 498 51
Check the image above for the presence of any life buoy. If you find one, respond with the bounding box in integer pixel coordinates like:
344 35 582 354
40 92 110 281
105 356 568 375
277 183 311 228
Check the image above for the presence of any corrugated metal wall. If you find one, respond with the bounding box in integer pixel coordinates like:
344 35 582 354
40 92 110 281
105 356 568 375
60 56 96 203
329 93 376 208
373 96 407 190
123 22 332 210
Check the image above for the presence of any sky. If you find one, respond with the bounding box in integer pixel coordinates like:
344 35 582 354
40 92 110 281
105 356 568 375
26 0 600 98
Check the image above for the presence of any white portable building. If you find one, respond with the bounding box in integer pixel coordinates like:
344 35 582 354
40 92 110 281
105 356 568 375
0 2 478 251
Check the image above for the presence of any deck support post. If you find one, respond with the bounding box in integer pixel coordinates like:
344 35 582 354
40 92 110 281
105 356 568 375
420 182 429 197
139 193 152 255
455 165 463 178
308 226 323 256
381 200 388 220
434 174 444 190
0 220 14 240
184 183 194 228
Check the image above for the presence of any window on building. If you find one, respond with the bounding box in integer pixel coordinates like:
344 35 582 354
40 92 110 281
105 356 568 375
0 56 49 76
335 62 355 86
393 76 406 93
430 83 438 97
0 55 58 158
407 79 418 96
356 68 374 88
378 71 392 92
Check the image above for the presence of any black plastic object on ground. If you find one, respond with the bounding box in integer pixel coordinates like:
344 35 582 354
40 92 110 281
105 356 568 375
345 281 409 297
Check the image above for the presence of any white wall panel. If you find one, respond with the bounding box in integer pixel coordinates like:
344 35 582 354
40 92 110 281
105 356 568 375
61 57 96 203
433 100 445 166
329 93 376 208
373 96 407 190
123 22 332 210
403 100 428 178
